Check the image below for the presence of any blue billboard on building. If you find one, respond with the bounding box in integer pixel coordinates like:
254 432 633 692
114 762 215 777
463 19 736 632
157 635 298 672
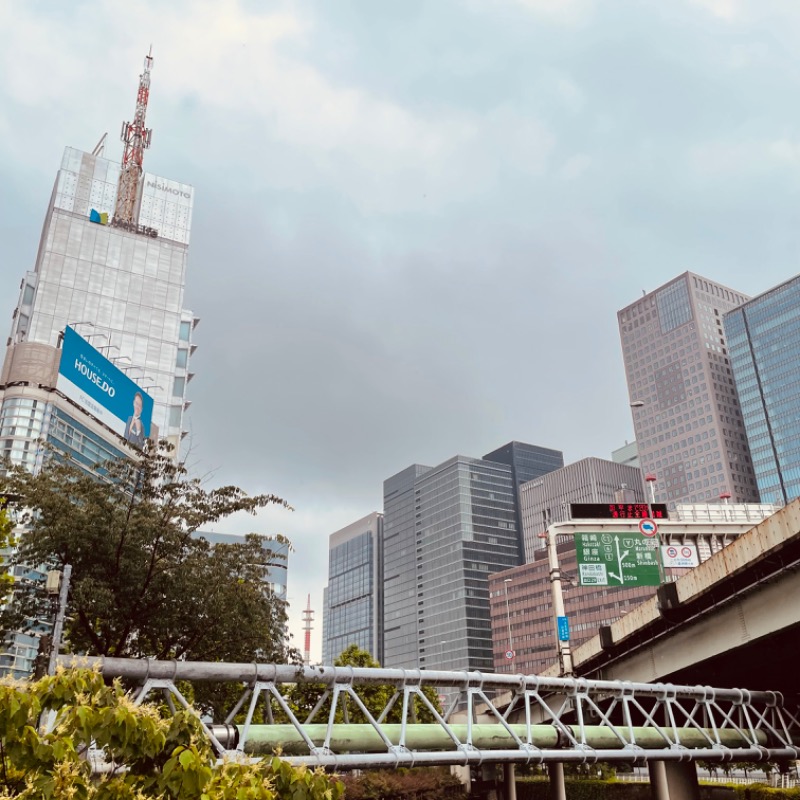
57 326 154 448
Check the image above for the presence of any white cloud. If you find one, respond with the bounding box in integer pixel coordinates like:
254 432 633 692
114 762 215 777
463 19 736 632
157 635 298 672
691 137 800 175
559 153 591 180
687 0 743 21
769 138 800 165
506 0 594 24
555 76 586 114
689 141 750 173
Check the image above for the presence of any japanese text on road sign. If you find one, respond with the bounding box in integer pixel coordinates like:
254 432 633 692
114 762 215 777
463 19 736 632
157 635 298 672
574 532 661 587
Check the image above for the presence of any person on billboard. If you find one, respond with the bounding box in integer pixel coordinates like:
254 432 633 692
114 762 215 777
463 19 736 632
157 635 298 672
124 391 146 448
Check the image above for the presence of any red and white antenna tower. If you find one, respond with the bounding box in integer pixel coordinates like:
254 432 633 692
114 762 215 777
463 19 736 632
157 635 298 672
114 49 154 224
302 594 314 666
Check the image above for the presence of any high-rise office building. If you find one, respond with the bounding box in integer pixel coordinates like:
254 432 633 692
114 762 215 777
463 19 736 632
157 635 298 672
0 54 196 675
618 273 758 506
519 457 645 559
382 442 560 673
322 512 383 665
724 274 800 504
1 53 196 467
382 464 431 668
483 441 564 549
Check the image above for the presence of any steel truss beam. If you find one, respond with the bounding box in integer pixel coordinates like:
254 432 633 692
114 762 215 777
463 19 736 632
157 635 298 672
60 657 800 769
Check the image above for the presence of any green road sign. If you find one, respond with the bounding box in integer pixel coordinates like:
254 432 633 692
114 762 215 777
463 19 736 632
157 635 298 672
574 532 661 587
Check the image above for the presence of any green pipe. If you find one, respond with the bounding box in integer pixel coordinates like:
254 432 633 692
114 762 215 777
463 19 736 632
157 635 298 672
222 725 770 756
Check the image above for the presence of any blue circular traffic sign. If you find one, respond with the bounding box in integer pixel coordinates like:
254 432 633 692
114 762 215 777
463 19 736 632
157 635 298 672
639 519 658 537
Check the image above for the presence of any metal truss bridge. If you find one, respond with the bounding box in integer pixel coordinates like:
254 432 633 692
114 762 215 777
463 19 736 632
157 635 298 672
62 656 800 771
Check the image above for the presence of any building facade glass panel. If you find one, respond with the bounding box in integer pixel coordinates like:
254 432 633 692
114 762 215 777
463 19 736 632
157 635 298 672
9 147 197 451
323 513 384 665
725 274 800 504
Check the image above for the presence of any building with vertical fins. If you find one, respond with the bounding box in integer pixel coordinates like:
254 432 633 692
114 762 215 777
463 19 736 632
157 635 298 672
618 273 758 507
0 53 197 676
724 273 800 505
519 457 644 559
382 442 562 674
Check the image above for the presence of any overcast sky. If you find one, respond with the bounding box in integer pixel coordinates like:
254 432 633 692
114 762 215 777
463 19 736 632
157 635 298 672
3 0 800 659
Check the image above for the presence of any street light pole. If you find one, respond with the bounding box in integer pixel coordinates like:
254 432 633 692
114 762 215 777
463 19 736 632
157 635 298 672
546 526 573 677
48 564 72 676
645 474 666 585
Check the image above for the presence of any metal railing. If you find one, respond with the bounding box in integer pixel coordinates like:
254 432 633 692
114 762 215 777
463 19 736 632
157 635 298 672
58 656 800 770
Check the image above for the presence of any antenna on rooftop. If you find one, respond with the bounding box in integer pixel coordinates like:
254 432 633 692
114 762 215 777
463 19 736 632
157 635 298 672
302 595 314 666
114 48 154 224
91 133 108 157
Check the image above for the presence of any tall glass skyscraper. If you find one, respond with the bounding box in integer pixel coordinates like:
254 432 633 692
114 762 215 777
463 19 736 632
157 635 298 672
322 512 383 665
618 273 758 506
3 145 197 459
724 274 800 504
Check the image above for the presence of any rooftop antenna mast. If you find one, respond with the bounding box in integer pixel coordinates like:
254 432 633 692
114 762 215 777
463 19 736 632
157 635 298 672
114 48 154 224
302 594 314 666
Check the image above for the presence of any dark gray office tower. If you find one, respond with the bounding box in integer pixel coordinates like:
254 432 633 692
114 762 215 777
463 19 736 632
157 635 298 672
382 464 431 668
382 443 558 673
725 274 800 504
483 441 564 546
619 273 759 505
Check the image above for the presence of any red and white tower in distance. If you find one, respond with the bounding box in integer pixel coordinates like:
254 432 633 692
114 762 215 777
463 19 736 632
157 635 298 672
114 49 154 224
302 595 314 666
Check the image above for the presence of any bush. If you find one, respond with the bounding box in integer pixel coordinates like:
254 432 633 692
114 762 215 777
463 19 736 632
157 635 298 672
522 779 651 800
515 777 800 800
730 787 800 800
0 667 344 800
339 768 467 800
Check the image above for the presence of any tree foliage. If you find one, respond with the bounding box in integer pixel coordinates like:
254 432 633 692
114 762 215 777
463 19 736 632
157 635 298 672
0 505 14 606
0 667 344 800
0 444 296 671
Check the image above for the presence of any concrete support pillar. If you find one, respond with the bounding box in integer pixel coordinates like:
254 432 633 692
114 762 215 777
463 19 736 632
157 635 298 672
548 763 566 800
649 761 669 800
663 762 700 800
649 761 700 800
503 764 517 800
452 766 471 793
